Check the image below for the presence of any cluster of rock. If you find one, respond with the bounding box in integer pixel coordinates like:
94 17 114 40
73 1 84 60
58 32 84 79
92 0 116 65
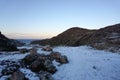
22 47 68 73
0 46 69 80
31 23 120 53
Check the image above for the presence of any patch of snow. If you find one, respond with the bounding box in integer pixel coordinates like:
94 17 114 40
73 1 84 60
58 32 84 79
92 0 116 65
0 75 10 80
37 49 51 55
53 46 120 80
20 68 39 80
0 53 29 61
52 60 61 68
0 45 120 80
17 46 33 49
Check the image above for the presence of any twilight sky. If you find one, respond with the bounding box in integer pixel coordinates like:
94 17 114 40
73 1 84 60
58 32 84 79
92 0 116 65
0 0 120 39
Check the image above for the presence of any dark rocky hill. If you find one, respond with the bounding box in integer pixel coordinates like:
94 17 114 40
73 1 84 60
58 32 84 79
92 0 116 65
0 32 18 51
31 27 96 46
31 23 120 53
89 24 120 52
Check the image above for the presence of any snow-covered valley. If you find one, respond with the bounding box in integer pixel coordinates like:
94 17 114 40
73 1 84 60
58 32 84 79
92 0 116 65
0 46 120 80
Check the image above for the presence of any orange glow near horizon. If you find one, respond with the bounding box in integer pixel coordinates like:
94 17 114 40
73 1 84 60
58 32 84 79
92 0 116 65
4 33 57 39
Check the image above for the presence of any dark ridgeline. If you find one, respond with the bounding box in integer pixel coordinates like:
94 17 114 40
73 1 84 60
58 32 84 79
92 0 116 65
31 23 120 53
31 27 96 46
0 32 18 51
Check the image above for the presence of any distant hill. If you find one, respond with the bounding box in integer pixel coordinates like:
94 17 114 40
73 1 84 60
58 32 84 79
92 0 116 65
0 32 18 51
31 27 96 46
31 23 120 53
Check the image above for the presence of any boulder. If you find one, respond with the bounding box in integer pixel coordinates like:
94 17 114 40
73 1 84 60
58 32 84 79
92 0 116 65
29 47 37 55
38 71 54 80
30 56 57 74
50 52 61 60
58 56 69 64
8 70 28 80
23 54 39 65
42 45 53 52
44 60 57 74
30 58 45 72
19 48 29 53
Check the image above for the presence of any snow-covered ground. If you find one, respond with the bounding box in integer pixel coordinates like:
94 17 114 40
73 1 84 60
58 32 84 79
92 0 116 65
0 46 120 80
53 46 120 80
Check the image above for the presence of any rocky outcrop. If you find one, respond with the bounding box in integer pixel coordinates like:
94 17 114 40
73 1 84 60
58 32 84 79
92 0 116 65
0 46 69 80
0 32 18 51
23 54 57 74
22 48 68 74
89 24 120 52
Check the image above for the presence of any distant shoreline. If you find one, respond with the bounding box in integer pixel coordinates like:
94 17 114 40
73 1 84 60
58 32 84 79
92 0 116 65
16 39 41 44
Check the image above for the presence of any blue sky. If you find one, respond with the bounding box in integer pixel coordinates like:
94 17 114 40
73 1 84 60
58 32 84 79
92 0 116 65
0 0 120 39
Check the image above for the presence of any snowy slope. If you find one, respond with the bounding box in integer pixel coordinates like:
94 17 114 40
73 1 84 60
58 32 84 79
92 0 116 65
0 46 120 80
53 46 120 80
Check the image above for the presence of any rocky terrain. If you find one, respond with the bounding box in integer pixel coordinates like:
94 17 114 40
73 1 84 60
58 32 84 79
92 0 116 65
0 45 120 80
0 23 120 80
31 23 120 53
89 24 120 53
0 32 18 51
0 45 69 80
31 27 96 46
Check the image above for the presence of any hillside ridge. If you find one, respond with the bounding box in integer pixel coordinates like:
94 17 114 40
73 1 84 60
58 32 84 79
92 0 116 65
31 23 120 53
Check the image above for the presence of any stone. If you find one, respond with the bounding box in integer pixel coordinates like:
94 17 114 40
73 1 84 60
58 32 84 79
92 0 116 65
22 54 39 65
50 52 61 60
42 45 53 52
30 58 45 72
29 47 37 55
44 60 57 74
30 56 57 74
8 70 28 80
93 66 96 69
19 48 29 53
58 56 69 64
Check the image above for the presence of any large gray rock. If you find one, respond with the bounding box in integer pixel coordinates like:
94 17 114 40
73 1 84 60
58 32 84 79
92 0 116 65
50 52 61 60
30 57 45 72
23 54 39 65
19 48 29 54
